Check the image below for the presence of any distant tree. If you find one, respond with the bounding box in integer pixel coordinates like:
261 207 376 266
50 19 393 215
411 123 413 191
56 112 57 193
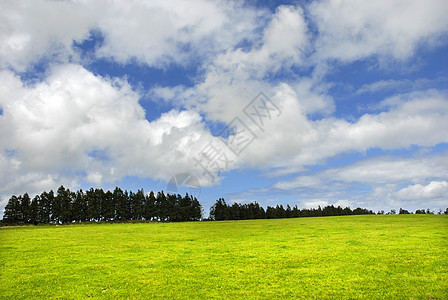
29 196 39 224
426 208 434 215
131 189 145 221
229 203 240 220
156 191 167 221
20 193 31 223
143 191 156 221
114 188 129 221
55 186 74 224
38 191 53 223
102 190 115 221
190 196 202 221
415 209 426 214
86 188 99 221
277 205 286 218
399 208 411 214
72 190 88 222
445 208 448 215
3 195 21 223
266 206 276 219
210 198 229 221
291 205 300 218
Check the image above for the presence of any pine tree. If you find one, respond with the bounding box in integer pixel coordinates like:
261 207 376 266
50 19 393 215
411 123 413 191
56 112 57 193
114 187 128 221
3 195 21 223
29 196 39 225
143 191 156 221
38 191 53 224
156 191 167 221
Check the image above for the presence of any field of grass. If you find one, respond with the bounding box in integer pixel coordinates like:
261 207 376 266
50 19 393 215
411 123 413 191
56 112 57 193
1 215 447 299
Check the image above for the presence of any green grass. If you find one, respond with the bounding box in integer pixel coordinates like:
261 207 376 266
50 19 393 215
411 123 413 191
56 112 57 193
1 215 447 299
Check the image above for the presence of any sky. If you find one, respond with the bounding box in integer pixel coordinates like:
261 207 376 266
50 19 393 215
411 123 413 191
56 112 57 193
1 0 448 217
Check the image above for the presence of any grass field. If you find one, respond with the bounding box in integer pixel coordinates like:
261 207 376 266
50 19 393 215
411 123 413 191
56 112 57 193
1 215 447 299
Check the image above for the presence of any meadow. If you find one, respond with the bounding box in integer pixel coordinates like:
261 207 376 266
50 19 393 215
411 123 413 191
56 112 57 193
1 215 447 299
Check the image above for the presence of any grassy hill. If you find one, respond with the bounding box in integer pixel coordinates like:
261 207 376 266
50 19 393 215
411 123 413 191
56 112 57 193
1 215 447 299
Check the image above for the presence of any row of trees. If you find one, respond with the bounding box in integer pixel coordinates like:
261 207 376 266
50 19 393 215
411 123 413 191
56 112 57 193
209 198 375 221
3 187 446 224
2 186 202 224
378 208 447 215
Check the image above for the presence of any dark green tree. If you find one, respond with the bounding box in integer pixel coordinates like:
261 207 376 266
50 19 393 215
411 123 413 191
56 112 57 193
102 190 115 221
114 187 128 221
3 195 21 223
210 198 229 221
72 190 88 222
156 191 167 221
38 191 53 223
143 191 156 221
20 193 31 223
29 195 39 224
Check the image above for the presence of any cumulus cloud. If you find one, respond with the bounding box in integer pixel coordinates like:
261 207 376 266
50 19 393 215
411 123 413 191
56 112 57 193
395 181 448 200
150 5 310 123
269 152 448 211
0 0 267 71
0 64 219 205
0 0 95 71
309 0 448 62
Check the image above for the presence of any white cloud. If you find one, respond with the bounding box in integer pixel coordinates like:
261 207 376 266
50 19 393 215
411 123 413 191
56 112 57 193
95 0 265 67
150 5 310 123
309 0 448 62
303 200 328 209
269 152 448 211
0 0 266 71
395 181 448 200
0 0 95 71
0 64 219 206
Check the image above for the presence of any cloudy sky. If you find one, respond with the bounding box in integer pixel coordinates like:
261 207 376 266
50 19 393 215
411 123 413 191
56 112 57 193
1 0 448 216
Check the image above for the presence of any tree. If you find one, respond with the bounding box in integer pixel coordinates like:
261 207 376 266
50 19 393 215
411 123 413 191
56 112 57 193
210 198 229 221
266 206 276 219
3 195 21 223
178 193 192 222
190 196 202 221
20 193 31 223
114 187 129 221
102 190 115 221
144 191 156 221
38 191 53 224
399 208 411 214
156 191 167 221
130 189 145 220
54 186 74 224
29 196 39 225
86 188 101 221
72 190 88 222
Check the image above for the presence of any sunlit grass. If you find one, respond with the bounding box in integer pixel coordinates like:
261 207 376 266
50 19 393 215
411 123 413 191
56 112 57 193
1 215 447 299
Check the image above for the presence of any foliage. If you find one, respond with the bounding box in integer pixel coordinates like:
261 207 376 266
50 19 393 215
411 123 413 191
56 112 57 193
2 186 201 224
210 200 375 221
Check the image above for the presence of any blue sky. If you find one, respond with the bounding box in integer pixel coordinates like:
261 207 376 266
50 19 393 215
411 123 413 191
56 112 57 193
1 0 448 216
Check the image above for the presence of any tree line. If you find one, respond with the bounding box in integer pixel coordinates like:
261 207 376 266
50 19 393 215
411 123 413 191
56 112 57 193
208 198 448 221
208 198 375 221
2 186 201 224
2 187 447 225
